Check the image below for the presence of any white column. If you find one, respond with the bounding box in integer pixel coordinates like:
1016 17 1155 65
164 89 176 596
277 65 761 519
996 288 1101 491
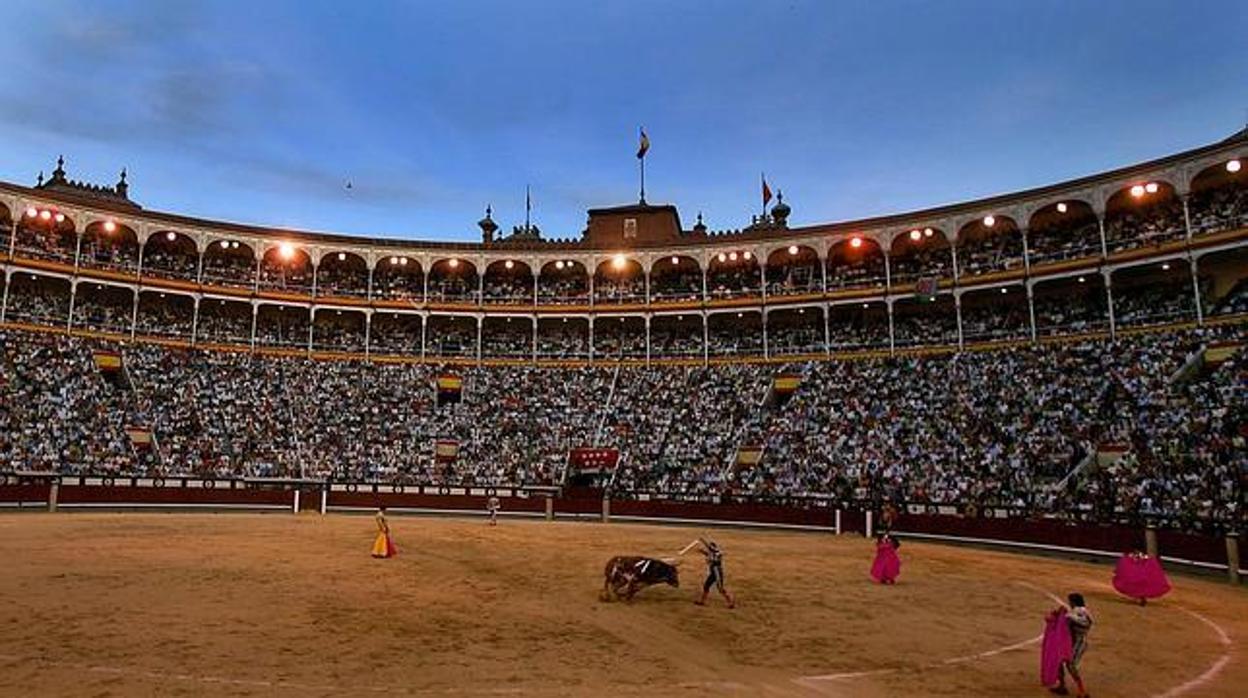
1026 283 1038 344
1104 270 1116 339
954 293 963 350
191 296 201 346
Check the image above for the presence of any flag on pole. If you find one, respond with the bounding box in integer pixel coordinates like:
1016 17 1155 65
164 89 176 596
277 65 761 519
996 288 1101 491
636 128 650 159
762 174 773 207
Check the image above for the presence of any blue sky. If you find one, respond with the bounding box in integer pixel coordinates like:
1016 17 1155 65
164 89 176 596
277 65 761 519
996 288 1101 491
0 1 1244 241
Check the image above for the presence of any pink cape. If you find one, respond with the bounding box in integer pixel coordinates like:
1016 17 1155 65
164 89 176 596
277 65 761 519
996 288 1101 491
1113 554 1171 600
870 540 901 584
1040 608 1074 686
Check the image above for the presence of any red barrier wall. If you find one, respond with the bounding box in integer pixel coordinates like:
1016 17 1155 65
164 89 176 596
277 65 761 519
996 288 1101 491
0 483 1235 571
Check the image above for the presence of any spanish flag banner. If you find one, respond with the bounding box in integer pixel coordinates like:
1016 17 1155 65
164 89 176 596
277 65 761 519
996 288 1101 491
735 444 764 468
93 350 123 372
124 426 153 449
436 374 463 391
436 373 463 406
762 174 773 207
636 128 650 159
773 374 801 395
434 439 460 463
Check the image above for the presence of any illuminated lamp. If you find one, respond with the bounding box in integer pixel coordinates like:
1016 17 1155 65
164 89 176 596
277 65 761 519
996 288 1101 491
743 251 753 260
278 242 295 260
728 252 738 262
337 252 346 261
39 210 51 221
399 257 408 266
909 230 921 241
448 258 459 269
555 260 565 270
983 216 995 227
1145 182 1158 194
924 228 934 237
504 259 514 269
788 245 799 255
166 231 176 241
850 237 863 248
222 240 231 248
1056 202 1068 214
862 302 869 308
389 256 398 265
798 308 805 314
611 253 627 270
1161 262 1170 271
25 207 37 218
104 220 118 233
736 312 743 318
1228 159 1242 173
54 213 65 223
1000 287 1008 294
1077 276 1086 283
717 252 727 263
1130 184 1146 198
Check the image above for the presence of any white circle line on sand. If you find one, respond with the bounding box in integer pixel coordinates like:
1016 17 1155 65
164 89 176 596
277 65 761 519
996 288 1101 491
1089 579 1235 698
1152 606 1234 698
797 580 1059 684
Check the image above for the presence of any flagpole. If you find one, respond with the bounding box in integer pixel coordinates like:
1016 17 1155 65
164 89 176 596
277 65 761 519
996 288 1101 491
639 155 646 204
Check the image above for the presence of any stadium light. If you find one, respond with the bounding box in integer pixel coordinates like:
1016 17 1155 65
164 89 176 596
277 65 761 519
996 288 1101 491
1161 262 1170 270
389 256 399 265
850 237 863 248
1077 276 1086 283
1000 287 1008 294
1228 159 1242 173
717 252 727 263
54 213 65 223
909 230 921 241
611 253 627 270
1130 184 1146 198
25 207 37 218
743 251 753 260
448 258 459 269
105 220 118 233
788 245 799 255
279 242 295 260
923 227 934 237
504 259 514 269
39 210 51 221
166 231 177 241
728 252 738 262
983 216 995 227
1056 202 1068 214
337 252 346 261
1145 182 1158 194
671 256 679 265
399 257 408 266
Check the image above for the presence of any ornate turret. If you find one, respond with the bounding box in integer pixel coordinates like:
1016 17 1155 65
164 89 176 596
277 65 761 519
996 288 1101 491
33 156 141 209
478 205 498 244
693 212 707 235
771 190 790 227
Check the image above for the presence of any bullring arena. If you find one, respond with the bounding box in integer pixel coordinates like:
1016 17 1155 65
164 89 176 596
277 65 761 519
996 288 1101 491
0 508 1244 698
1 65 1247 697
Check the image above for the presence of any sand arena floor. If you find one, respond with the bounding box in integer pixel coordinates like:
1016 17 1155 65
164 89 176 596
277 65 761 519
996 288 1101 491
0 513 1243 697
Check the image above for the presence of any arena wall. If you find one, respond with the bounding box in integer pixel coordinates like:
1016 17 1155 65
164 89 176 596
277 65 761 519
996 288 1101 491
2 475 1240 579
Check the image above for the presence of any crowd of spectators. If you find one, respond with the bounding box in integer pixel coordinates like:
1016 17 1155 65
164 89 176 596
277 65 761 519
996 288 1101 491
0 324 1242 530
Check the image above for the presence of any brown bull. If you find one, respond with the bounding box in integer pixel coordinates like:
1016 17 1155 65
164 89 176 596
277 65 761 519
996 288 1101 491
601 555 680 601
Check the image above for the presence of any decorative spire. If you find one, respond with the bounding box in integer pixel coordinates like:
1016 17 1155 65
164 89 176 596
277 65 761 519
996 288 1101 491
51 155 66 182
36 171 44 186
478 204 498 244
693 211 707 234
116 168 129 198
771 189 791 227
